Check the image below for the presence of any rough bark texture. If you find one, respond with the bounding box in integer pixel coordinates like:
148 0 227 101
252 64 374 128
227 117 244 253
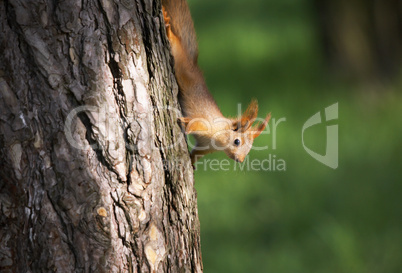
0 0 202 272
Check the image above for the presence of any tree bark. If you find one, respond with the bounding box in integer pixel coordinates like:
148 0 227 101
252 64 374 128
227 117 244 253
0 0 202 272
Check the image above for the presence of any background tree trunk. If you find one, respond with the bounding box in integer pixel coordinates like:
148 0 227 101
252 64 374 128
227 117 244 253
314 0 402 84
0 0 202 272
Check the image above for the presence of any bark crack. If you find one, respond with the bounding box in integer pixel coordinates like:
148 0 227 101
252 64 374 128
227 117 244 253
97 0 135 186
45 191 78 269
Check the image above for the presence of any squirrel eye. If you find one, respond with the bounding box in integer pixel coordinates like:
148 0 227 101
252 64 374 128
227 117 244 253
234 138 241 146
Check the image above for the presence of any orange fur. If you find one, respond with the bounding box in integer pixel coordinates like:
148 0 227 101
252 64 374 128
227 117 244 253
162 0 271 165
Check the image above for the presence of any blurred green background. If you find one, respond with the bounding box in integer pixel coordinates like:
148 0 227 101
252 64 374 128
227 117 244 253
186 0 402 272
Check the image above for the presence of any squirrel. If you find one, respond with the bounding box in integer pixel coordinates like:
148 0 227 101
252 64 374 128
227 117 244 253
162 0 271 165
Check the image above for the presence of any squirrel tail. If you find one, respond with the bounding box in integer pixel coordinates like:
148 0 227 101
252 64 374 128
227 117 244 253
162 0 198 65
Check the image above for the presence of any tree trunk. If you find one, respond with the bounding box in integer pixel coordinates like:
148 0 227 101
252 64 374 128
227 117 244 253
0 0 202 272
314 0 402 84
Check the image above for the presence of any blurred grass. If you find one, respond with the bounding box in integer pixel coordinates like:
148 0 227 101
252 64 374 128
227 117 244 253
186 0 402 272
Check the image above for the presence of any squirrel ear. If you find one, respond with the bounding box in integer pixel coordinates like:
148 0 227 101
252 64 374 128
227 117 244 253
250 113 271 139
178 117 209 134
232 99 259 132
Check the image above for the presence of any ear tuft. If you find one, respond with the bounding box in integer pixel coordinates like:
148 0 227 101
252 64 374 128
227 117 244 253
232 99 259 132
251 112 271 139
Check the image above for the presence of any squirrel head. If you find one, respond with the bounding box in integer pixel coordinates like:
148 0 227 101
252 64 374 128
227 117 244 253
224 100 271 162
220 130 254 163
179 100 271 163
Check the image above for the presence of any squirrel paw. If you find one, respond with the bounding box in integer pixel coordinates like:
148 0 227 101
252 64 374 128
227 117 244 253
162 8 171 30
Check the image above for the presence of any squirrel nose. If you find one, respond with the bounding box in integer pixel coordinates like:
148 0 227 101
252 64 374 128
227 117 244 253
235 156 245 163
